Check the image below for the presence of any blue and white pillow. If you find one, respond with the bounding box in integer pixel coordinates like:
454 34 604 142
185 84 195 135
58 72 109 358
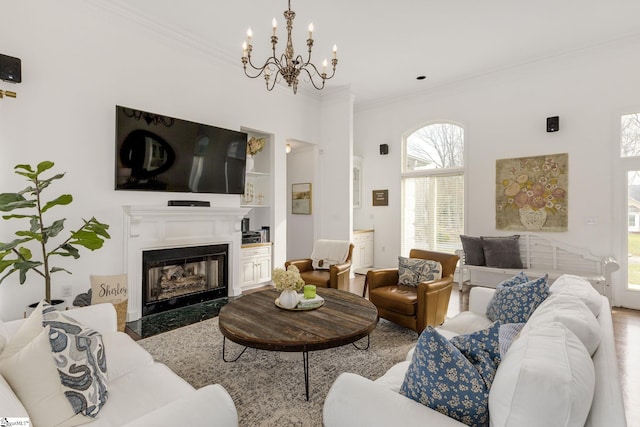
450 321 501 387
486 275 549 324
485 272 529 320
42 304 108 418
398 256 442 287
400 327 491 426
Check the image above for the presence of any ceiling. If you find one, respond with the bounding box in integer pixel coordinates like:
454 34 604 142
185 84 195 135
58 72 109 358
105 0 640 107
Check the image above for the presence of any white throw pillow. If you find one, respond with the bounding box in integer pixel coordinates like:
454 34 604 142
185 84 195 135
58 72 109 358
0 300 46 362
550 274 602 316
0 328 90 427
522 294 601 356
489 322 595 427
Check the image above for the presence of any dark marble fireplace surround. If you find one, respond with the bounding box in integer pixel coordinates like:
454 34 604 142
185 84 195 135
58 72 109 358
142 244 229 316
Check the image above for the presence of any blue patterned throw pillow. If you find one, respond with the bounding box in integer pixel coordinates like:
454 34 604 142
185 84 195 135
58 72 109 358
400 327 490 426
42 304 108 418
450 321 502 388
398 256 442 287
485 272 529 321
486 275 549 324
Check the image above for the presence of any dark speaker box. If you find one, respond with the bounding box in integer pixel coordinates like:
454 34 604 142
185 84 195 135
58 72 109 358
547 116 559 132
379 144 389 155
168 200 210 207
0 54 21 83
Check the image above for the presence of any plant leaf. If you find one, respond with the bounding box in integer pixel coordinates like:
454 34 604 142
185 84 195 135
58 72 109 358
41 194 72 213
36 161 54 174
0 238 32 252
15 260 42 284
52 244 80 259
44 219 65 239
50 266 71 275
2 214 38 220
15 230 42 242
69 230 105 250
0 193 36 212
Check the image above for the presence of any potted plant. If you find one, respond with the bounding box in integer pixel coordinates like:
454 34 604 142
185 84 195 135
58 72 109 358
0 161 110 303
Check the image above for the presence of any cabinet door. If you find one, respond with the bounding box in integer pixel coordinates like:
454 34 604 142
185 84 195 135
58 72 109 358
362 241 374 267
241 258 258 287
255 256 272 283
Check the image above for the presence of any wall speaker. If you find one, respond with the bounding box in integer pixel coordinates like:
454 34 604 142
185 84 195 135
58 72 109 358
0 54 21 83
547 116 559 132
379 144 389 155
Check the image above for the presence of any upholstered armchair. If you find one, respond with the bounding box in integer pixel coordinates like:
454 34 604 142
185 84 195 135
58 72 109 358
285 242 354 291
367 249 459 333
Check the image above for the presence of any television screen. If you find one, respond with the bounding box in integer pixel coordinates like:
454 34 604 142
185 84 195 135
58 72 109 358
115 106 247 194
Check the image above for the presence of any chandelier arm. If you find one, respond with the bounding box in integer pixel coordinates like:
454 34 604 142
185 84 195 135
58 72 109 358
299 66 326 91
243 56 282 79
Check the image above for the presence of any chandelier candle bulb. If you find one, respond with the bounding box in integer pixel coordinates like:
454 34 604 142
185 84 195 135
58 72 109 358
272 18 277 35
246 27 252 43
333 44 337 59
308 23 313 38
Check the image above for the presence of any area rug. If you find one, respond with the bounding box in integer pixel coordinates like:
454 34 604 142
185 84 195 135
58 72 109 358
139 316 417 426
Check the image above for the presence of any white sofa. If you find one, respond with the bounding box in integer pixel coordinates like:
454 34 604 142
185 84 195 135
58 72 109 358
0 303 238 427
324 274 627 427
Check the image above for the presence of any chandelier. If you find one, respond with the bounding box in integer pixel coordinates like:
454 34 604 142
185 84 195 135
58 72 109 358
241 0 338 94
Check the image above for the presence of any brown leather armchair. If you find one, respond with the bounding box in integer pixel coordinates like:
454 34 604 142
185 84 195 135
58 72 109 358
285 243 354 291
367 249 459 333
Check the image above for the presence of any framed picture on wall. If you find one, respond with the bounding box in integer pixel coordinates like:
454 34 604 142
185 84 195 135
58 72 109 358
292 183 312 214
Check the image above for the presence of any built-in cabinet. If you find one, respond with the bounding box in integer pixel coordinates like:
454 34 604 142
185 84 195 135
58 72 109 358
351 229 374 272
240 243 272 289
240 131 274 290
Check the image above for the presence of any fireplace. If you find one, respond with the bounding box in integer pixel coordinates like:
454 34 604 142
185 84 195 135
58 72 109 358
142 244 228 316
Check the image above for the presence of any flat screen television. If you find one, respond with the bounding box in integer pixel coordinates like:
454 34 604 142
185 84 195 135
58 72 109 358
115 106 247 194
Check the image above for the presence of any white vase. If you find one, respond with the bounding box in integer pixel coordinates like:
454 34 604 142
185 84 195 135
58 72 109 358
519 206 547 230
246 155 254 172
278 290 299 309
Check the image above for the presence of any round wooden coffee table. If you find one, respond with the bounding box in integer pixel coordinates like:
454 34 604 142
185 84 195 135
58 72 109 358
218 287 378 400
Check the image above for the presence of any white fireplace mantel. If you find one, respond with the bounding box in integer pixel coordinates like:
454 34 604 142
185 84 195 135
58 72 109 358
123 205 250 321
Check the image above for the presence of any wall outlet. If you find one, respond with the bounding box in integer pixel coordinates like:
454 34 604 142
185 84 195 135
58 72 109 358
61 285 73 298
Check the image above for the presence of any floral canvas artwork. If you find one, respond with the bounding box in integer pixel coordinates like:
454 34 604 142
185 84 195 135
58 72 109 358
496 153 568 231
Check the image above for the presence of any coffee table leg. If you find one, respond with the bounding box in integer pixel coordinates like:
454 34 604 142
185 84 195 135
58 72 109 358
222 336 248 362
352 334 371 350
303 351 310 401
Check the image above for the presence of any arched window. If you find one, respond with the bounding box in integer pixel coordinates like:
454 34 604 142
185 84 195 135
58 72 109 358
401 122 465 253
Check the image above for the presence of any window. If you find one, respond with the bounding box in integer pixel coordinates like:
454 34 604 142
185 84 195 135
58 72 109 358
622 113 640 290
402 123 464 254
621 113 640 157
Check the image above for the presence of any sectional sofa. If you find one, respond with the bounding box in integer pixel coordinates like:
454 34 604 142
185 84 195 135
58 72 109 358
324 274 627 426
0 302 238 426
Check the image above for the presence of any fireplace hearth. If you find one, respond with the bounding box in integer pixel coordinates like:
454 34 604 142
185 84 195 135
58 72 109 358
142 244 228 316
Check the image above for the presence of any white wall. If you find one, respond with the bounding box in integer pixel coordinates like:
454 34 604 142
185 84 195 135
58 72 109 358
354 37 640 277
316 89 355 241
0 0 323 320
286 145 316 260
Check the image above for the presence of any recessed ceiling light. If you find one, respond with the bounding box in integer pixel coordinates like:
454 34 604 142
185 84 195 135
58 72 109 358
416 75 426 80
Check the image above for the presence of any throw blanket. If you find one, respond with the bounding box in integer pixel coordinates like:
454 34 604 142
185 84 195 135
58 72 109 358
310 240 350 270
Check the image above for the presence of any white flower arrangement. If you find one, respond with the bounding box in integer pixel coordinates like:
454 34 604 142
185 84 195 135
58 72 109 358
272 265 305 292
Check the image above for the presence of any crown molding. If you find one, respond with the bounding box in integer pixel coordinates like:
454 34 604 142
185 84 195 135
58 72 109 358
86 0 238 68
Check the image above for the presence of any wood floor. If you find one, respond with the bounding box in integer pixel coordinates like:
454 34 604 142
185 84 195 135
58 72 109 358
348 275 639 426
